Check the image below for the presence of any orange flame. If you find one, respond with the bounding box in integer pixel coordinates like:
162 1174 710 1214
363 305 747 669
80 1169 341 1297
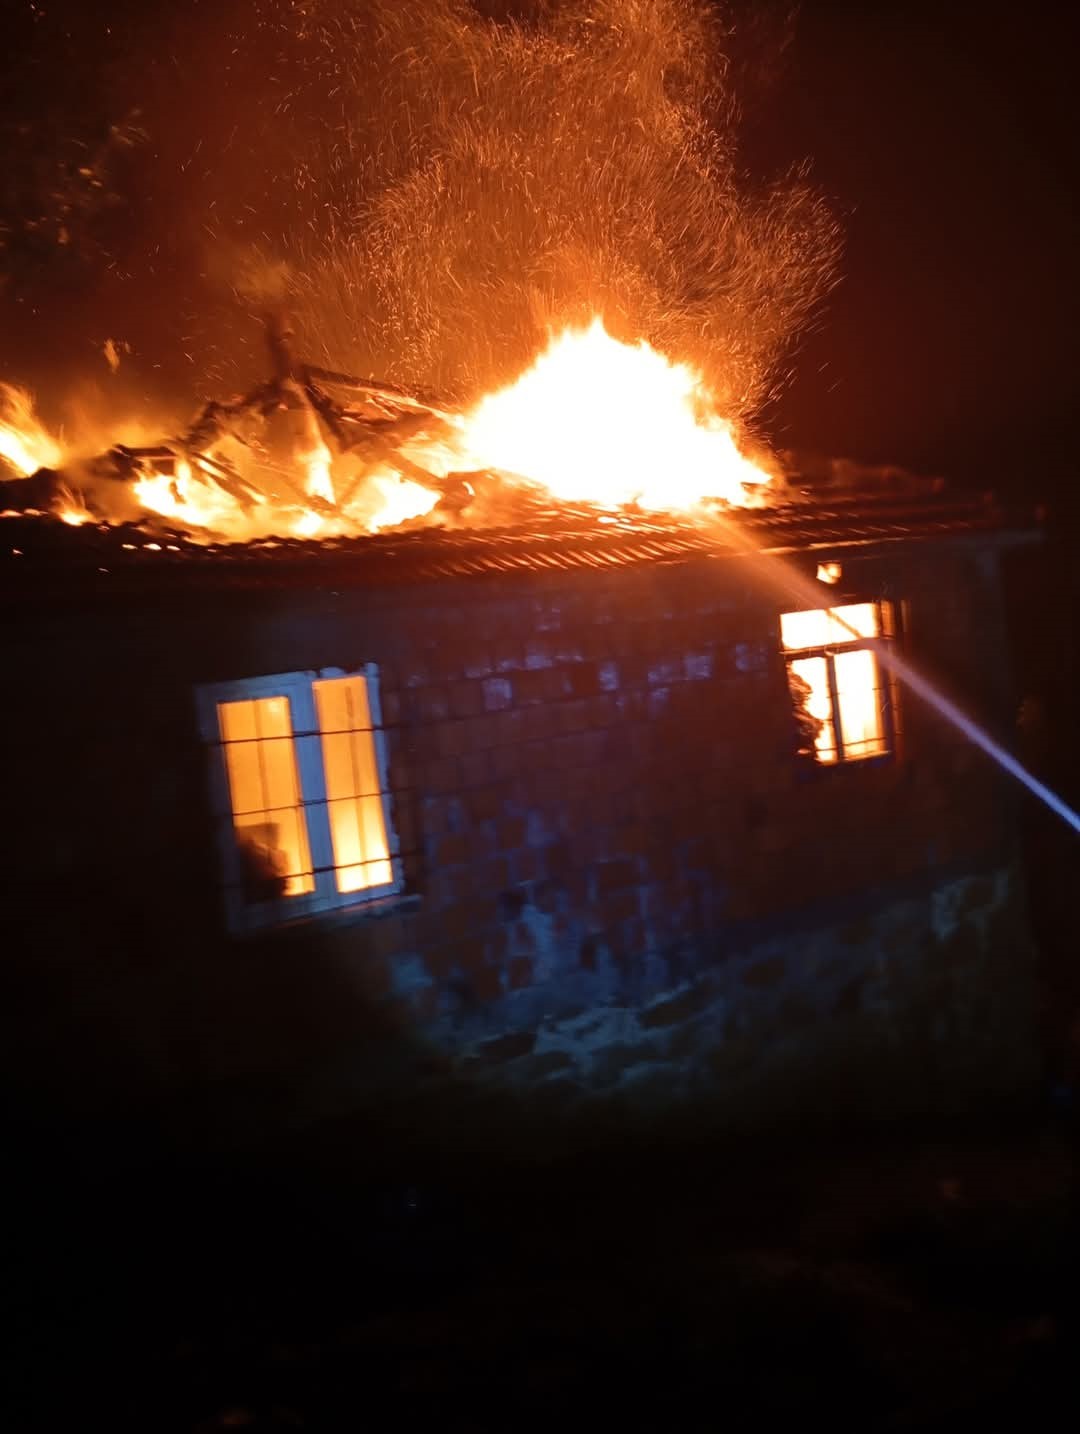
133 460 264 534
459 319 770 509
1 318 772 540
301 439 335 505
365 471 441 531
0 385 63 476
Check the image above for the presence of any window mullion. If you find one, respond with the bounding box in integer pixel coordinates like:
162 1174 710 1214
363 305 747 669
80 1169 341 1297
873 641 898 755
289 681 336 907
825 652 845 761
367 667 403 886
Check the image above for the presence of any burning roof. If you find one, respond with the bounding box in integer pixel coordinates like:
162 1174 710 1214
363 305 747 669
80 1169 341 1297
2 0 850 575
1 489 1028 606
2 306 1034 610
1 314 778 546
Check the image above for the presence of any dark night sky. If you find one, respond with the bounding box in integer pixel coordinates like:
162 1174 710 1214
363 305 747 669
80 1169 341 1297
1 0 1077 499
758 0 1080 498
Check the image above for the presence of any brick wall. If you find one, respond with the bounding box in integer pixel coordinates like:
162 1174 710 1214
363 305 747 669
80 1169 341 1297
0 539 1037 1143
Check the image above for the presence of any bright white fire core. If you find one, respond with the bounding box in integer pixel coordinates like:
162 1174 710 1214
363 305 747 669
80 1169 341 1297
461 319 770 510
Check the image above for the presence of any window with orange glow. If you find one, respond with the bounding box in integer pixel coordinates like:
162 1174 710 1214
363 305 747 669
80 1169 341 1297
197 667 401 932
217 695 315 900
312 675 395 894
780 601 897 765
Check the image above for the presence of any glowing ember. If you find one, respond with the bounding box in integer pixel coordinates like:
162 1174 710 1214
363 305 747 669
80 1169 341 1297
1 385 63 476
460 320 770 510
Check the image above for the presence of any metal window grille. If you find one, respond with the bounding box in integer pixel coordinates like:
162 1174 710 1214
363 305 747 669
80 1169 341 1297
196 666 402 933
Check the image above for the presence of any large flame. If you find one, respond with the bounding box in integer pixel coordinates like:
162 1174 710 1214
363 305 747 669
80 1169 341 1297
1 320 770 541
1 385 64 476
301 438 335 506
459 319 769 508
132 460 249 532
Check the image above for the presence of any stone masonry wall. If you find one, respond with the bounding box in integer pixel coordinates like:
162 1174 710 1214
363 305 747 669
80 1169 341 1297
1 539 1037 1142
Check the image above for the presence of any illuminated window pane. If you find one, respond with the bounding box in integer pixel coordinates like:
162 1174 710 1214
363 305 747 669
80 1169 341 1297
328 797 395 894
319 731 353 800
313 675 373 734
789 655 838 764
359 794 394 884
314 677 391 894
337 859 395 895
218 697 314 899
780 602 880 651
781 601 895 766
834 648 888 759
257 694 293 739
221 734 265 816
219 698 257 744
203 669 401 929
259 736 302 811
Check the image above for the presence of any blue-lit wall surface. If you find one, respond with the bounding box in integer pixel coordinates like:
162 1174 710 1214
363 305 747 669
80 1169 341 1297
1 537 1037 1152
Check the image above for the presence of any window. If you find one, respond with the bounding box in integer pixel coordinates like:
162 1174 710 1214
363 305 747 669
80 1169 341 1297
780 601 897 765
196 666 401 931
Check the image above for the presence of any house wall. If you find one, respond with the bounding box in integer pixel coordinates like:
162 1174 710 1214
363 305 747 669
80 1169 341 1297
1 540 1037 1151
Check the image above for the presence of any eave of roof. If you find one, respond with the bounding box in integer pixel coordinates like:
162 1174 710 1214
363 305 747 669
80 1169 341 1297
0 489 1039 602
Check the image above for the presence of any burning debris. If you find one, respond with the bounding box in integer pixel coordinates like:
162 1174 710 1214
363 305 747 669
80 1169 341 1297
1 310 775 542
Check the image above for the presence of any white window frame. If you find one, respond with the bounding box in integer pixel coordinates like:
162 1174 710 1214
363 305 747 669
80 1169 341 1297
196 665 403 934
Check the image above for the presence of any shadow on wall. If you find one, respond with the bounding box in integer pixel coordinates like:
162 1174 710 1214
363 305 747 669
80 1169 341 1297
3 852 1042 1179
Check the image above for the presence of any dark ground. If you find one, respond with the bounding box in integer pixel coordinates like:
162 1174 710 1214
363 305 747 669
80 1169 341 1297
7 1109 1080 1432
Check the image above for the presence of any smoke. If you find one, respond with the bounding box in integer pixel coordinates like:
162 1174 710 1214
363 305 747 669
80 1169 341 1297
286 0 841 419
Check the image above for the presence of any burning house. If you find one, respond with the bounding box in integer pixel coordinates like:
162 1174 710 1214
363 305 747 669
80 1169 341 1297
0 322 1042 1145
0 0 1052 1150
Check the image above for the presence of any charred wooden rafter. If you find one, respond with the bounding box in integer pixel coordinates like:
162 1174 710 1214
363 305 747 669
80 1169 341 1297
2 309 470 524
